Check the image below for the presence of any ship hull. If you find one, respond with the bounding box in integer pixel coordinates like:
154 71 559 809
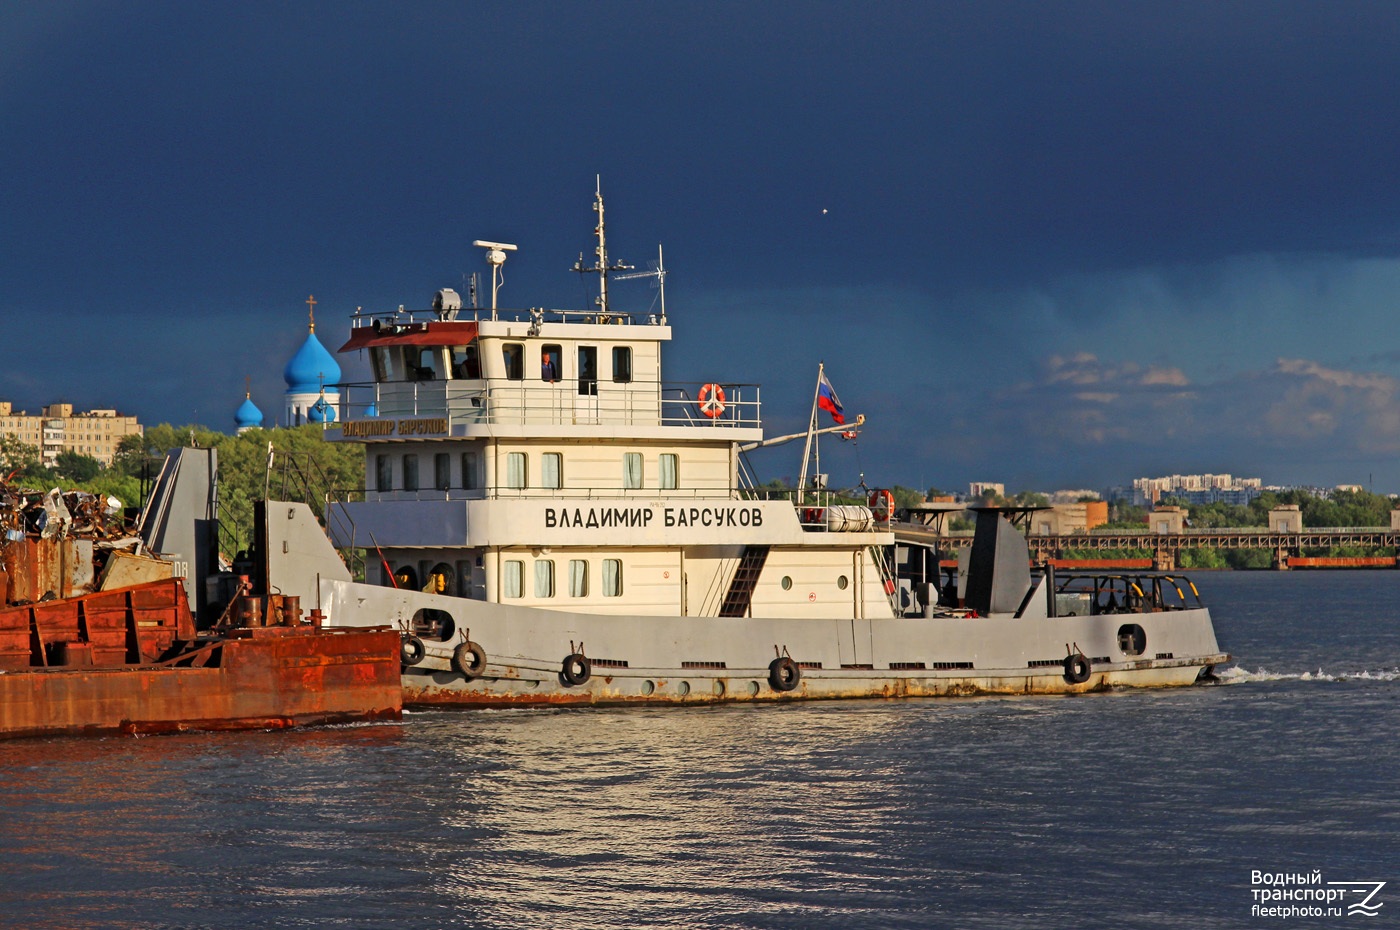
319 578 1226 707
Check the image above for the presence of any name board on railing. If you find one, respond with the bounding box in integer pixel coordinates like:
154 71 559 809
341 417 449 438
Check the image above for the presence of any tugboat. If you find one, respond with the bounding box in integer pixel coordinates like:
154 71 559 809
287 185 1228 705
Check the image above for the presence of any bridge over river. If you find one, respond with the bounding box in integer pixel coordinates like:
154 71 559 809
894 523 1400 571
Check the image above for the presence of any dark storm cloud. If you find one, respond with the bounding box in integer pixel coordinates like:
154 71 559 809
4 2 1400 489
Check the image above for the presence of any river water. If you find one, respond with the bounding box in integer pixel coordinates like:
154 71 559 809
1 571 1395 929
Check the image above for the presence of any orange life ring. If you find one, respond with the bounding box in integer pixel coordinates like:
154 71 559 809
698 382 726 418
868 488 895 522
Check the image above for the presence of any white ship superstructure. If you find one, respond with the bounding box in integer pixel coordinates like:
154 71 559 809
267 189 1228 705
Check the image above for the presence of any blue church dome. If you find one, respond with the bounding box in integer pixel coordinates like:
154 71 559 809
309 393 337 423
284 330 341 395
235 394 264 430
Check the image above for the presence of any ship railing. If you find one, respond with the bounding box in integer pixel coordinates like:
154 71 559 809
332 379 761 430
346 485 748 503
348 306 657 328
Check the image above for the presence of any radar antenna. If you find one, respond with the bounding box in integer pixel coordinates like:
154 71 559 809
612 244 668 324
572 176 633 316
472 240 518 319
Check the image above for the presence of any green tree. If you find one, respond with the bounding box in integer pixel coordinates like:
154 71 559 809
54 450 103 483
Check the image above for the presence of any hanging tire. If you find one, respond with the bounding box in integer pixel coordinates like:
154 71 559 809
768 656 801 692
400 635 426 666
452 641 488 680
1063 653 1091 684
561 653 592 686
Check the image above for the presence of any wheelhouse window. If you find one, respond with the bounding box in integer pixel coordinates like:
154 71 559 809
503 560 523 599
623 452 643 489
534 559 555 598
375 454 392 491
503 344 524 380
409 347 441 381
434 453 451 491
505 452 527 489
402 454 419 492
541 452 562 489
612 346 633 383
370 347 409 382
602 559 623 597
541 344 562 382
451 344 481 379
461 451 478 490
659 453 678 490
568 560 588 597
578 346 598 396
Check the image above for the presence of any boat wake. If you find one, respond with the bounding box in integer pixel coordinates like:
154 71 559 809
1218 666 1400 685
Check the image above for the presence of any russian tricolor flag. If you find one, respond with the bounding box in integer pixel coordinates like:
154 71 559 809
817 370 845 424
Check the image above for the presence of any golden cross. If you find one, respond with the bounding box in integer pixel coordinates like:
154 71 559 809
306 294 317 333
245 375 251 399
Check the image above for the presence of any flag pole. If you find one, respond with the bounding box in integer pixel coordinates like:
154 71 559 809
797 362 823 506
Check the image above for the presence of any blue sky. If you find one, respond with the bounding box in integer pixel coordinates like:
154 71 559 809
5 2 1400 493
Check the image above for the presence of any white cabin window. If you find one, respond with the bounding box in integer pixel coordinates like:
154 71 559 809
503 344 524 380
541 452 562 489
503 560 523 599
623 452 643 489
506 452 527 489
568 559 588 597
461 451 478 490
402 454 419 492
612 346 632 383
602 559 622 597
659 453 678 490
534 559 555 598
541 345 562 383
434 453 451 491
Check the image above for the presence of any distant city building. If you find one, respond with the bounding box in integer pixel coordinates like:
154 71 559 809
1031 501 1109 535
0 401 143 467
1132 473 1262 507
969 482 1004 499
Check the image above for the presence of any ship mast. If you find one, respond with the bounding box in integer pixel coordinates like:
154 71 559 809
573 176 633 315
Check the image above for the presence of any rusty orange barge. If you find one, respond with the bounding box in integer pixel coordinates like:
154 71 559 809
0 452 401 740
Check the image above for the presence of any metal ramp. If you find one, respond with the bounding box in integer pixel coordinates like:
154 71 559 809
719 545 769 617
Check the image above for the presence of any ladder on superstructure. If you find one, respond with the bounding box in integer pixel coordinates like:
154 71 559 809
719 545 770 617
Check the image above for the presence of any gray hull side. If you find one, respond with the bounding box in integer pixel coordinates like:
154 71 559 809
319 579 1226 705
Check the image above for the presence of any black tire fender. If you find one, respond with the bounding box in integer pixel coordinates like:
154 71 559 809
452 640 488 680
400 635 426 666
1064 653 1092 684
561 653 592 686
768 656 801 693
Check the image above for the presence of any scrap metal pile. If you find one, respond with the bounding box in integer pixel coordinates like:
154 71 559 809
0 480 131 543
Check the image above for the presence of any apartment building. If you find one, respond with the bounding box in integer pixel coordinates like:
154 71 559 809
0 402 143 467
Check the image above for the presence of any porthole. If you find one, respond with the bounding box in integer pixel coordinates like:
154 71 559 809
837 575 849 590
678 681 691 696
747 681 760 696
781 576 793 590
641 680 655 695
1117 624 1147 657
713 680 726 696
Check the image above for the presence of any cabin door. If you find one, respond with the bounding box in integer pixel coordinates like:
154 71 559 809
574 345 599 424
